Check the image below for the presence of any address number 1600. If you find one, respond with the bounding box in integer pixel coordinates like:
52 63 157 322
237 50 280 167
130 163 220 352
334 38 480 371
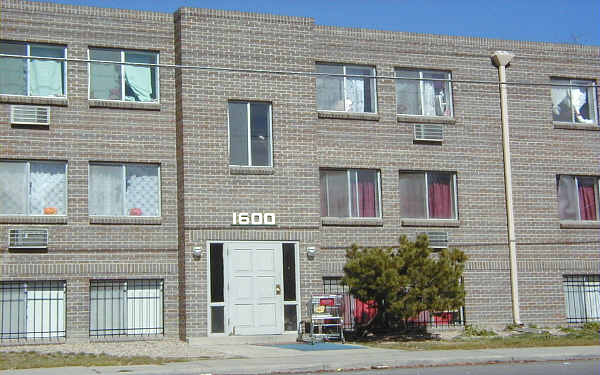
232 212 276 225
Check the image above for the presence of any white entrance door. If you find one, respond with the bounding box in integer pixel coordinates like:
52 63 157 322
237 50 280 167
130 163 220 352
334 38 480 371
226 242 283 335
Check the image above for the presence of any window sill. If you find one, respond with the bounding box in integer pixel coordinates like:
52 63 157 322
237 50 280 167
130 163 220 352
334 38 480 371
0 95 68 107
89 216 162 225
229 166 275 175
553 122 599 131
401 218 459 227
560 220 600 229
0 215 67 224
88 99 161 111
397 114 455 124
317 111 380 121
321 217 383 227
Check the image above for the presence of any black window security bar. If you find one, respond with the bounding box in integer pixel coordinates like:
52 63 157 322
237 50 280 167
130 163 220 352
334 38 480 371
323 277 465 331
0 280 66 340
563 275 600 324
90 279 164 337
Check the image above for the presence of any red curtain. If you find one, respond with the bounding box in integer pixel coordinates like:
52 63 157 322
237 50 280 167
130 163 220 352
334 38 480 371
358 180 376 217
428 176 451 218
354 299 377 324
578 180 597 220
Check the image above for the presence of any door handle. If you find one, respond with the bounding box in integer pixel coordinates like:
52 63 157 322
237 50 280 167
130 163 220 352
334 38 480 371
275 284 281 295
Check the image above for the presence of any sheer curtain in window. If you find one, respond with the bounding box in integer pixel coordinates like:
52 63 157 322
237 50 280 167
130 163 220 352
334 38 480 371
399 173 426 218
29 163 66 215
0 284 27 339
558 175 578 220
127 280 162 335
0 162 27 215
345 78 365 112
126 165 159 217
125 65 153 102
422 81 436 116
89 165 123 216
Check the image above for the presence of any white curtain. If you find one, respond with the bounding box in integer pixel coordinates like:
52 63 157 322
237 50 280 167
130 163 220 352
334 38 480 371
422 81 436 116
0 162 27 215
583 280 600 321
551 86 569 116
90 282 127 336
125 65 153 102
345 78 365 112
26 281 65 338
30 59 63 97
558 175 578 220
127 280 162 335
29 163 66 215
89 165 123 216
396 80 419 115
125 165 159 216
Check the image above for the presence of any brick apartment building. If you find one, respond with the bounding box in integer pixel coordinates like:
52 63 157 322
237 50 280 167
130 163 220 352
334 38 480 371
1 0 599 343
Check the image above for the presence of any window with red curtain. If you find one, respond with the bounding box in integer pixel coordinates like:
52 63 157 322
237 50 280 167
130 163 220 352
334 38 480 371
558 175 599 221
400 171 456 219
320 169 380 218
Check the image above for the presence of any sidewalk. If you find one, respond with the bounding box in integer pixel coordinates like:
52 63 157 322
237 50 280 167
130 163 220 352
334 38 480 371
2 343 599 375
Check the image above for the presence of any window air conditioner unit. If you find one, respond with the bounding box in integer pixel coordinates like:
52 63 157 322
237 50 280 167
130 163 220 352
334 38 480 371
418 231 448 249
10 105 50 125
414 124 443 142
8 229 48 249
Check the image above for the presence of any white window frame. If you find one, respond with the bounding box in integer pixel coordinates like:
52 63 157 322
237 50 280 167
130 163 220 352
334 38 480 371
227 101 273 167
395 68 453 117
0 160 68 216
400 171 458 220
558 175 600 221
320 169 382 218
551 78 598 124
316 63 377 114
0 41 67 98
87 48 160 102
88 162 161 217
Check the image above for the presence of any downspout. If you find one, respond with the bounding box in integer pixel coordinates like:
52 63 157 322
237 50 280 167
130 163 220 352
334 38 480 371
491 51 522 325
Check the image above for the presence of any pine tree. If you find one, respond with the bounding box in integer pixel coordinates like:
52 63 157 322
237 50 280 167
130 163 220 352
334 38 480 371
342 234 467 334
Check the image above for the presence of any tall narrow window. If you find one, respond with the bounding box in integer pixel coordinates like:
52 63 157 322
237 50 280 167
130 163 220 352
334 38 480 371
396 69 452 117
0 41 66 97
0 160 67 216
551 78 597 124
209 243 225 333
557 175 599 221
320 169 381 218
283 243 298 331
228 101 272 167
399 172 457 219
316 63 376 113
89 48 158 102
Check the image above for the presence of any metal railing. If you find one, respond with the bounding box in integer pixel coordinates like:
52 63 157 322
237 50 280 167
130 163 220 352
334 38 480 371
89 279 164 337
563 275 600 324
323 277 465 331
0 281 66 339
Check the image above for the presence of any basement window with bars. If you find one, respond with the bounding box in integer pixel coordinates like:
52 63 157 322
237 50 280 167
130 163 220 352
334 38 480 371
89 279 163 337
0 281 66 339
563 275 600 324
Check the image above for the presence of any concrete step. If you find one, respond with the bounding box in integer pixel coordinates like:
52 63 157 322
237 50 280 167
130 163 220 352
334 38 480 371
189 333 298 346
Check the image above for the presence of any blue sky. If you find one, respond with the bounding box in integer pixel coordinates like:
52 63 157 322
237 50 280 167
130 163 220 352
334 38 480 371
35 0 599 46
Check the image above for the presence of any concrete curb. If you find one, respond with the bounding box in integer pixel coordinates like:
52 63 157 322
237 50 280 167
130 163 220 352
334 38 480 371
2 346 599 375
